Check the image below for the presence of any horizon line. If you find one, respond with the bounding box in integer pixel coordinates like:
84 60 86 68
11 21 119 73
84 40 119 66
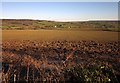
1 18 119 22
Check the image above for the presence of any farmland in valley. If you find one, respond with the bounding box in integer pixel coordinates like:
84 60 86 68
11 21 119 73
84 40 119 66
1 19 119 31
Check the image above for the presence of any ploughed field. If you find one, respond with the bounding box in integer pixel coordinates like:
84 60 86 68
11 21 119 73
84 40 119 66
2 30 120 82
2 41 120 82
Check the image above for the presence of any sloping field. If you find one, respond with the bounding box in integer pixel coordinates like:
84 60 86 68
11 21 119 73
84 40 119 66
2 30 119 41
2 30 120 82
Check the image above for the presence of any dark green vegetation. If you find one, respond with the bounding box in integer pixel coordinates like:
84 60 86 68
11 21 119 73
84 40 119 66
1 19 119 31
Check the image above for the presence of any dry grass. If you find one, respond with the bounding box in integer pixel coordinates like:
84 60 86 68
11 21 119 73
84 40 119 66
2 30 119 41
2 40 120 82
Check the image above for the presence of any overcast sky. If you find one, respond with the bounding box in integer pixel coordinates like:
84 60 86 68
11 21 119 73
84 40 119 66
1 2 118 21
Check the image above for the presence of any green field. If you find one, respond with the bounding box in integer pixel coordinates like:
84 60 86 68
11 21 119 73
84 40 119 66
1 19 120 32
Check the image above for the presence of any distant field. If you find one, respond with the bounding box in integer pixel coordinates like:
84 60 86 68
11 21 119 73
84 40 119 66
1 19 119 32
2 30 119 41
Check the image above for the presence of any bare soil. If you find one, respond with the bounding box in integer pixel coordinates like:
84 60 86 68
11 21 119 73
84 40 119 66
2 30 119 41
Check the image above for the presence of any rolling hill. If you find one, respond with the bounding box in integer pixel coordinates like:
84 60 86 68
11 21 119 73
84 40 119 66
1 19 119 31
